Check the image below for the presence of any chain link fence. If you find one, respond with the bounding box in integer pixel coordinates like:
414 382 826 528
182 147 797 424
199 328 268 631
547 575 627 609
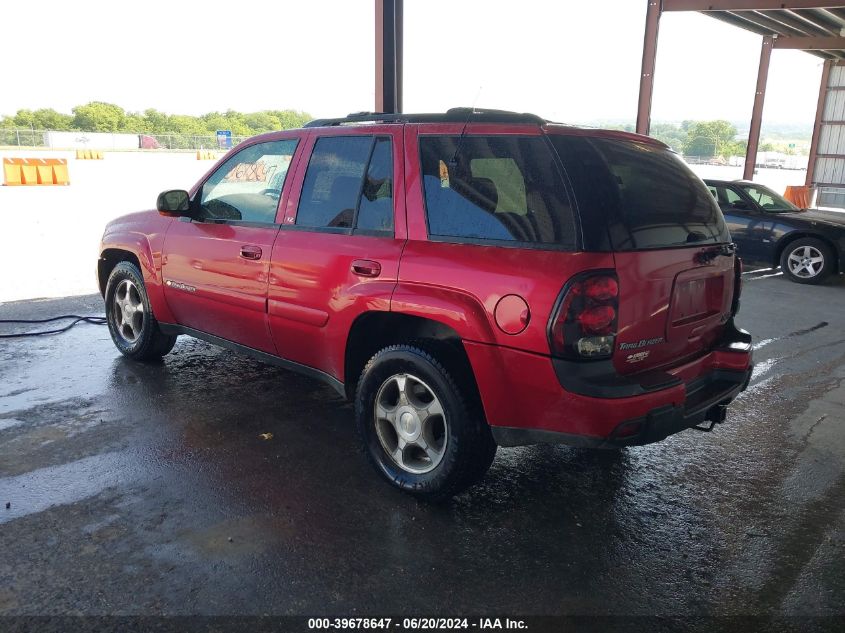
1 129 44 147
0 128 249 150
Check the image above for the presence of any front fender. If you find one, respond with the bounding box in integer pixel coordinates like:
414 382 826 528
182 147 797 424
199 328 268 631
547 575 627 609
100 214 174 323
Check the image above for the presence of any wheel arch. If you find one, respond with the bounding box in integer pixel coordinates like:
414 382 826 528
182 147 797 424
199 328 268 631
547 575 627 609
98 248 142 296
98 233 175 323
343 311 487 411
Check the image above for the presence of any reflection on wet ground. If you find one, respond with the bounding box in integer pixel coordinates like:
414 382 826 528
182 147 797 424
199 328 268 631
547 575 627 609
0 278 843 616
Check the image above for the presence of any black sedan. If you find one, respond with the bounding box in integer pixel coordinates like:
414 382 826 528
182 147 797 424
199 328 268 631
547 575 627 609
704 179 845 284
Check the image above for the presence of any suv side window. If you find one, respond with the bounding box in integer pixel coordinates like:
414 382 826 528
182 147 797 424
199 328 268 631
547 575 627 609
740 185 778 209
295 136 394 234
419 135 576 249
710 185 742 207
724 187 743 205
198 139 298 223
356 138 394 232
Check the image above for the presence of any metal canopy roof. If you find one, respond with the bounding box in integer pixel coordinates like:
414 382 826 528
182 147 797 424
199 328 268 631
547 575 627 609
664 1 845 59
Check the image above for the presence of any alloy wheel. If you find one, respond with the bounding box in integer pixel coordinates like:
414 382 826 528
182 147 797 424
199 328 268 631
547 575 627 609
787 245 824 279
373 373 448 474
112 279 144 343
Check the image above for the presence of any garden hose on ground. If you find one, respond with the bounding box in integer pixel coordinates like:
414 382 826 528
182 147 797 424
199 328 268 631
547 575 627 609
0 315 107 338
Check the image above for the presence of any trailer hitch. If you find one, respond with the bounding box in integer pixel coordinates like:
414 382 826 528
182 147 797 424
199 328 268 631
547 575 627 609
692 403 729 431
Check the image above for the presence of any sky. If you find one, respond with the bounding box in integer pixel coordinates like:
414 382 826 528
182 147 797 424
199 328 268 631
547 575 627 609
1 0 825 127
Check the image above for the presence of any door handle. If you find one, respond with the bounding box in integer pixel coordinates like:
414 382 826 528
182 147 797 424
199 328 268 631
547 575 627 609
240 245 263 260
351 259 381 277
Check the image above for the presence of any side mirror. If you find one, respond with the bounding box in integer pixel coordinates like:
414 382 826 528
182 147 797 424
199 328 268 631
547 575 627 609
156 189 191 217
731 200 750 210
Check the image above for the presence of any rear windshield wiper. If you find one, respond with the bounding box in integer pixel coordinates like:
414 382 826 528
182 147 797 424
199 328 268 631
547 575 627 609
696 243 737 264
686 231 709 243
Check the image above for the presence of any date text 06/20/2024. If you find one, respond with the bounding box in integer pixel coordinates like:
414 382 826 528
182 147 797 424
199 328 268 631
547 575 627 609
307 618 528 630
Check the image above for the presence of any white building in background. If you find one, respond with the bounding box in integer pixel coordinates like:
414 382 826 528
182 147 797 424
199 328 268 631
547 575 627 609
42 131 141 150
727 152 808 171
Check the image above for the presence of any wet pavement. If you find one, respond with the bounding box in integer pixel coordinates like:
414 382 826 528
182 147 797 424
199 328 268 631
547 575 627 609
1 272 844 617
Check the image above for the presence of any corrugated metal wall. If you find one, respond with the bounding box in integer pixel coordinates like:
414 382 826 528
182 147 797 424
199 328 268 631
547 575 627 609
815 64 845 208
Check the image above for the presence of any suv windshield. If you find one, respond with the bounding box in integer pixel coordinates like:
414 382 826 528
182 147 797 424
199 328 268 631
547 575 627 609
738 183 799 213
550 135 731 250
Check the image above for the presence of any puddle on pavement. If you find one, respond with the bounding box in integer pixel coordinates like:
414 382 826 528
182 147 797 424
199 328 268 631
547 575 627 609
0 450 146 524
750 357 779 381
0 326 115 415
0 418 24 431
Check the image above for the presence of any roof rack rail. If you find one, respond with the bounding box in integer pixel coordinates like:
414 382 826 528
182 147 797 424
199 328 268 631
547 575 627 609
304 107 547 128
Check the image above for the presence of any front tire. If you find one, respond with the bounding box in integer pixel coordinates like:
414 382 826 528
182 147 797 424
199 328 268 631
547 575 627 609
780 238 834 284
355 345 496 500
105 261 176 360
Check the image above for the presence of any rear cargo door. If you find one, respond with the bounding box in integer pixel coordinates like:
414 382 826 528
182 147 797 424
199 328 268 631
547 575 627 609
550 134 736 374
613 248 734 373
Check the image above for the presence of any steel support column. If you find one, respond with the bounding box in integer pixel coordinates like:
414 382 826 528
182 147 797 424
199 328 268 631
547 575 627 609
375 0 403 114
806 59 834 187
636 0 662 135
744 35 773 181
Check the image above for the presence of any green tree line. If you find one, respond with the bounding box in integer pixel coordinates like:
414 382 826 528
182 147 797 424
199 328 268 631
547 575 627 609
3 105 806 156
0 101 312 137
602 119 806 157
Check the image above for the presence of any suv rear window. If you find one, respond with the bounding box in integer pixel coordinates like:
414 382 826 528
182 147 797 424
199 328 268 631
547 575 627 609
550 135 730 250
419 136 577 249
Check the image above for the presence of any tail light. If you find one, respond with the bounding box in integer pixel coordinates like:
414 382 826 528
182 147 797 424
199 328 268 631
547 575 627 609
731 257 743 316
548 270 619 359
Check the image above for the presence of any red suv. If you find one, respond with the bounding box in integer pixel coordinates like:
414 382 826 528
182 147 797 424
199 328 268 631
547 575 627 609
98 109 753 499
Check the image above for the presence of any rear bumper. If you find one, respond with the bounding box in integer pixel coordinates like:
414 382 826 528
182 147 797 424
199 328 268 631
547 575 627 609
465 320 753 448
549 319 752 399
491 366 751 448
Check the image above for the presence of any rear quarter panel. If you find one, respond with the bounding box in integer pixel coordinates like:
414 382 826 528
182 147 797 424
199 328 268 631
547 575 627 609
393 243 613 352
399 123 614 353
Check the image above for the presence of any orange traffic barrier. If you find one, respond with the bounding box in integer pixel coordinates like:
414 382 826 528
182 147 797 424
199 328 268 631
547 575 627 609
52 159 69 185
20 161 37 184
36 162 54 185
784 185 810 209
76 149 104 160
3 158 23 185
2 158 70 186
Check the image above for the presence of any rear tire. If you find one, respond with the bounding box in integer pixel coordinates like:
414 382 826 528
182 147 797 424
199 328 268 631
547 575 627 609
355 344 496 501
780 238 834 284
105 261 176 360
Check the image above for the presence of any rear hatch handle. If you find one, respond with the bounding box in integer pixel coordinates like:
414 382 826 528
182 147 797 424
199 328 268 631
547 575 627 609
696 242 737 264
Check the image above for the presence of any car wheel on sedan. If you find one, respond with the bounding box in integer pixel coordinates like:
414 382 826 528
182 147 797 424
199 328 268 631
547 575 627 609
780 238 834 285
105 261 177 360
354 344 497 500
